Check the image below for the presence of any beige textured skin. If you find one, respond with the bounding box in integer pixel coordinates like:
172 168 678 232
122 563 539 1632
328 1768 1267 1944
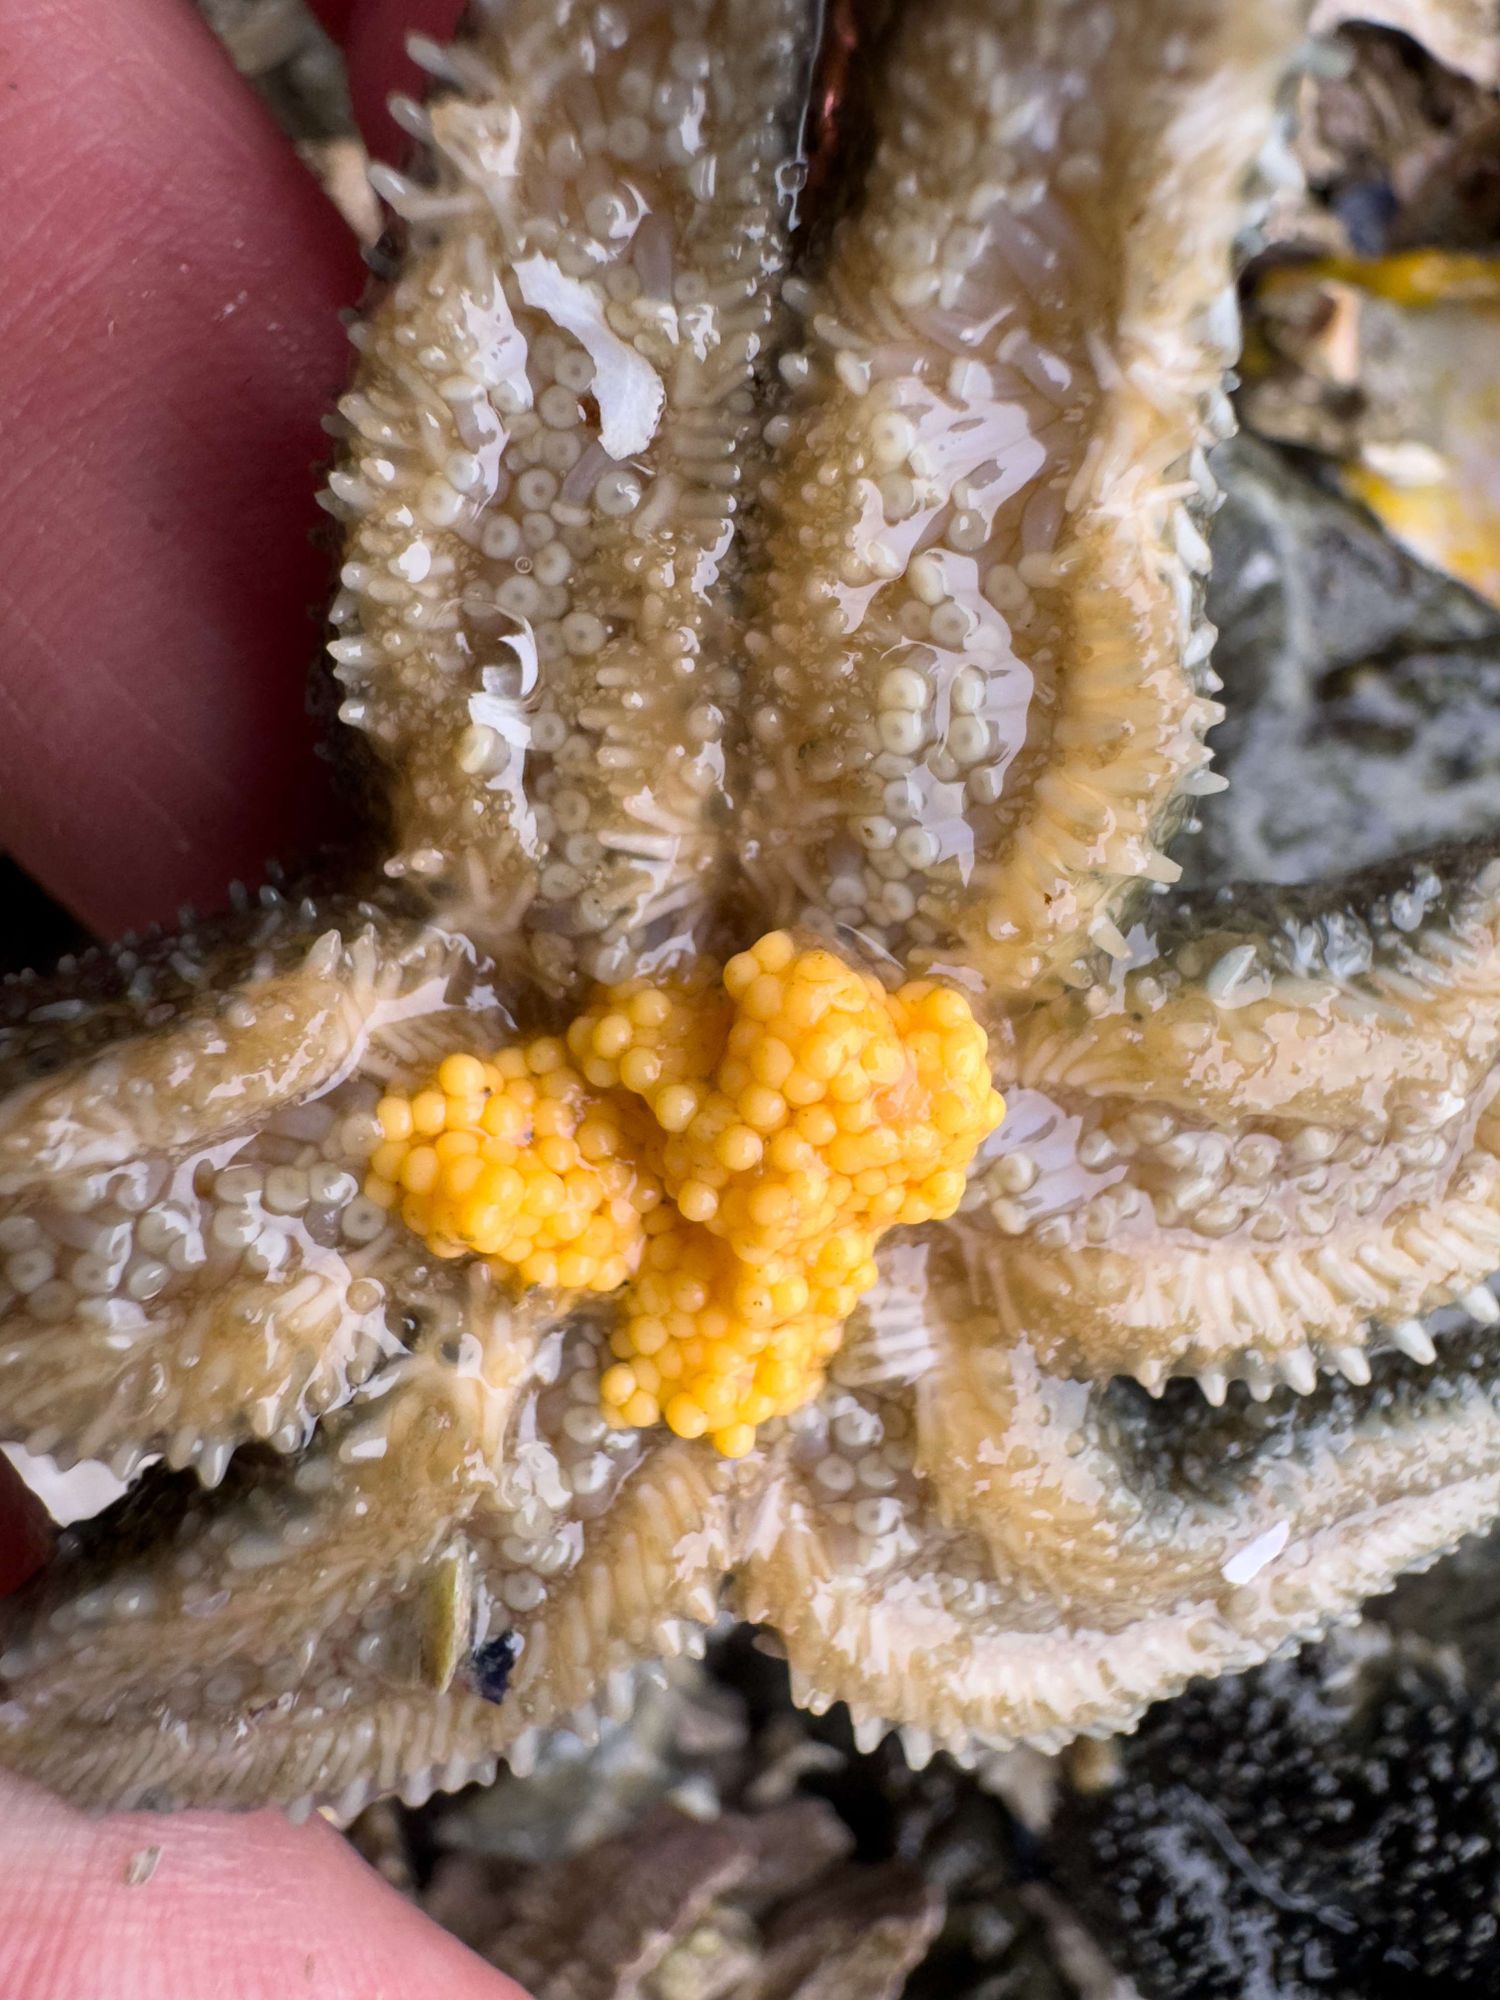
740 0 1260 992
329 0 814 989
987 848 1500 1390
3 0 1500 1821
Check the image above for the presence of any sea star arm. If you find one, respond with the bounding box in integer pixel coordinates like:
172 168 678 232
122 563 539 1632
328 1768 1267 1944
740 0 1306 993
909 1236 1494 1600
0 897 498 1478
0 1299 535 1815
327 0 817 988
7 1252 1500 1809
734 1326 1500 1758
977 843 1500 1394
0 1332 740 1817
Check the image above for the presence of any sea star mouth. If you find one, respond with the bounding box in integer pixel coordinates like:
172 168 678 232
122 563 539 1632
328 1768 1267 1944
0 0 1498 1823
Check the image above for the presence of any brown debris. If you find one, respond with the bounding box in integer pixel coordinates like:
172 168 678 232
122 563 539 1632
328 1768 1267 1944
1257 21 1500 266
1313 1 1500 91
735 1863 941 2000
479 1806 753 2000
450 1802 936 2000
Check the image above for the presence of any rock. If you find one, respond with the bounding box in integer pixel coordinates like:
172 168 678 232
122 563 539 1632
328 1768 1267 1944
1185 433 1500 886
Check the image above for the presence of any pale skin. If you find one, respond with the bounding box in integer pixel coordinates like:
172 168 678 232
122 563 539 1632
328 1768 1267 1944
0 1 528 1991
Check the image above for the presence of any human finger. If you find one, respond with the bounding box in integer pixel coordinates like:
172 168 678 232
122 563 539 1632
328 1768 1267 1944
0 1455 53 1596
0 0 366 937
308 0 467 161
0 1770 530 2000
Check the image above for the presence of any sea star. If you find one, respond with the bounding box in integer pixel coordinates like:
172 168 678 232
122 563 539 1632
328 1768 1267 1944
2 0 1499 1820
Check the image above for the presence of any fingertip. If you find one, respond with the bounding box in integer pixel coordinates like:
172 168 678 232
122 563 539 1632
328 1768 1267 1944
0 1775 534 2000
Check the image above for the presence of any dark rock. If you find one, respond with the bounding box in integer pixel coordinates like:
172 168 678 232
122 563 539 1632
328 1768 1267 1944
1185 435 1500 887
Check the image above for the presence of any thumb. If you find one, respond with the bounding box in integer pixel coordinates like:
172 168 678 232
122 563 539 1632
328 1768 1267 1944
0 1772 531 2000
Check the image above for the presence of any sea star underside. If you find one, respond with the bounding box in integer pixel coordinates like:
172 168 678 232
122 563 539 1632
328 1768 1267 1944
1 0 1499 1820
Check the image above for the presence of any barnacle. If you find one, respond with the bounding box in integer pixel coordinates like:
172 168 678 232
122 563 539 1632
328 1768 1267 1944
2 0 1500 1821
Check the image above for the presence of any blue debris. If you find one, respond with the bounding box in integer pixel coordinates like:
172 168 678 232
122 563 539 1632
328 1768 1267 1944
472 1630 520 1705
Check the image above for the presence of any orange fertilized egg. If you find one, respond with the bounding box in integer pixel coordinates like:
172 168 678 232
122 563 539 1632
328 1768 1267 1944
368 932 1005 1455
